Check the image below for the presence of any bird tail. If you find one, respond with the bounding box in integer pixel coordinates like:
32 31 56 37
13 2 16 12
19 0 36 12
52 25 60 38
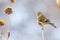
48 23 57 28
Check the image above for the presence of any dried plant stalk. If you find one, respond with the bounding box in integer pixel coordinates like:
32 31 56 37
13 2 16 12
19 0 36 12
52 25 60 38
0 19 4 40
41 27 44 40
0 26 3 40
6 15 10 40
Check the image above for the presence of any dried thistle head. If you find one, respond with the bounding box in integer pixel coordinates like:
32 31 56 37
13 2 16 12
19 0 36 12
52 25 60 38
0 19 4 26
10 0 16 3
4 6 13 15
56 0 60 7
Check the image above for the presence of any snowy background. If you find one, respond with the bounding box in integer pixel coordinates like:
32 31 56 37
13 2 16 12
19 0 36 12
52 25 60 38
0 0 60 40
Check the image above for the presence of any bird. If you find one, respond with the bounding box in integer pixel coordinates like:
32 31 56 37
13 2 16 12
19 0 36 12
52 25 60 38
36 12 57 28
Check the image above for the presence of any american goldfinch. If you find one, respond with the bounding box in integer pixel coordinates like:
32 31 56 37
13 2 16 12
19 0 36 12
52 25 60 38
0 19 4 26
4 6 13 15
36 12 57 28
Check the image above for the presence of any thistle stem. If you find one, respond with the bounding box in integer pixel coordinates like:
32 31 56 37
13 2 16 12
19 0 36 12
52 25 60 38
41 27 44 40
6 15 10 40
